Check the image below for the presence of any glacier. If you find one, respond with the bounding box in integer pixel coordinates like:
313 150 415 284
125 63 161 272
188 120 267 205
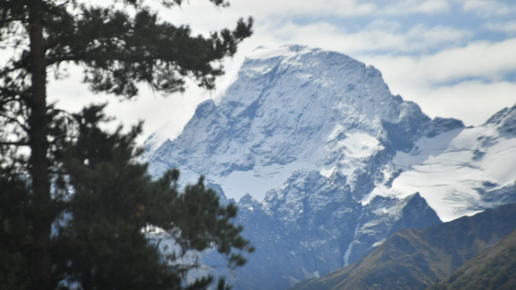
372 120 516 222
142 45 516 289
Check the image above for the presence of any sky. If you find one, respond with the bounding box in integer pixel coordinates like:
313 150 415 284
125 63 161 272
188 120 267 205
48 0 516 144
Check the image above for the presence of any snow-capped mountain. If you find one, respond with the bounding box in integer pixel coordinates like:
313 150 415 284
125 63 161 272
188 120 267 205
142 45 516 289
144 45 461 203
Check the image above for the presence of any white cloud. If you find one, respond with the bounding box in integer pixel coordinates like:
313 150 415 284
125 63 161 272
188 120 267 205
380 0 450 14
414 0 450 13
241 0 452 17
484 20 516 34
256 20 471 54
47 65 211 144
363 37 516 85
395 81 516 126
154 0 453 28
458 0 516 18
154 0 376 24
359 38 516 125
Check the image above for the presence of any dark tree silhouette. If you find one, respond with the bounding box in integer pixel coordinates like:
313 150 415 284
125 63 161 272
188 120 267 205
0 1 253 289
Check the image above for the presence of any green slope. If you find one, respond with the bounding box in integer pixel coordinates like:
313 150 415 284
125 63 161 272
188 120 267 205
288 202 516 290
428 228 516 290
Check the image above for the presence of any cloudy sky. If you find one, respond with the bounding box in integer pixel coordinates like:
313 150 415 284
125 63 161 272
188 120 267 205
48 0 516 143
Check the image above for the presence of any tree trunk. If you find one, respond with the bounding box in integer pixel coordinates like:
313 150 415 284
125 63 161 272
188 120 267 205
28 1 52 289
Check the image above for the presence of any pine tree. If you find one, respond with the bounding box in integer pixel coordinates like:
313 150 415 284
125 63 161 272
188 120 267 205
0 1 253 289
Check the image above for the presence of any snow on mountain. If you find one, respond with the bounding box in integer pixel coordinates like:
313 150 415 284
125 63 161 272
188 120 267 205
143 45 447 202
142 45 516 289
370 114 516 222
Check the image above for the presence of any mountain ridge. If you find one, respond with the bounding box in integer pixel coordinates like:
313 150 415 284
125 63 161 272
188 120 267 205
428 227 516 290
288 202 516 290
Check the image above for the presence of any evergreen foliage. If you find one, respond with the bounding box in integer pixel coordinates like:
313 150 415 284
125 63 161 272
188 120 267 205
0 0 253 289
0 166 32 290
50 105 253 290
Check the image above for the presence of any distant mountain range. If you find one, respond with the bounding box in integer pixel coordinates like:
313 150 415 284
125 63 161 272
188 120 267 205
288 202 516 290
142 45 516 289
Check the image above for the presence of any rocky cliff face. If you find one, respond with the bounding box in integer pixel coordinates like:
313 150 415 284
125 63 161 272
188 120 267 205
142 45 516 289
195 171 441 290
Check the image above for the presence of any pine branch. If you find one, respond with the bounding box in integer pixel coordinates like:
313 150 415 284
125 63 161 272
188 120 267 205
0 113 29 132
0 141 29 146
0 87 29 101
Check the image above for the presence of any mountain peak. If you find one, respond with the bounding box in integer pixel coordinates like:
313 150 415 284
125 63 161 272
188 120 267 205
246 45 316 59
484 102 516 136
144 45 463 202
